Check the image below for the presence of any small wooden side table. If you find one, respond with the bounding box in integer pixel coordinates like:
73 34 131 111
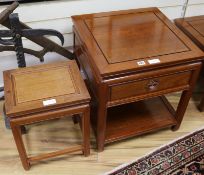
3 60 91 170
175 16 204 111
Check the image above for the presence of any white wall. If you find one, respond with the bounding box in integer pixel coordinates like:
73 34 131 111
185 0 204 17
0 0 203 87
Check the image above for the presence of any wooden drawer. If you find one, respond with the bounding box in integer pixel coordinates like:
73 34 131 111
110 70 192 101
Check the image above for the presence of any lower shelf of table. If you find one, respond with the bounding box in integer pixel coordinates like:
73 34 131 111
105 96 177 144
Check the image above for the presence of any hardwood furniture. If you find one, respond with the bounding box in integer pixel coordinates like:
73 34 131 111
72 7 204 152
3 60 91 170
175 16 204 111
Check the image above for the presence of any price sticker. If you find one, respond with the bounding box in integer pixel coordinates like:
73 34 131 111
137 61 146 66
43 99 56 106
148 58 160 64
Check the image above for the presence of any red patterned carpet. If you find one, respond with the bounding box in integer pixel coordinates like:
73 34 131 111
105 128 204 175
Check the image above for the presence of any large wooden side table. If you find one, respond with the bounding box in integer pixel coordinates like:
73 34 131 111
175 16 204 111
3 61 91 170
72 8 204 152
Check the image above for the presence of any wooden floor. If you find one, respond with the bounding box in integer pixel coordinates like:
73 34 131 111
0 90 204 174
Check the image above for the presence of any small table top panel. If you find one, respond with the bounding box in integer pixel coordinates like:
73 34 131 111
4 61 90 117
72 8 204 78
175 16 204 51
14 67 76 103
85 12 188 64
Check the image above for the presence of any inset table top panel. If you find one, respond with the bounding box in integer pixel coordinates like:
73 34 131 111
4 61 90 117
14 66 76 103
85 12 188 64
72 8 204 78
175 15 204 51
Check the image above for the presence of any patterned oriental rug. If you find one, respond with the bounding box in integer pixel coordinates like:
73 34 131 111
105 128 204 175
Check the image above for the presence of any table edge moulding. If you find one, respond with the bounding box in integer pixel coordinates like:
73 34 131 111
175 15 204 51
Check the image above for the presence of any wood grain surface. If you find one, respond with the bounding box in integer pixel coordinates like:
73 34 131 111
14 67 76 103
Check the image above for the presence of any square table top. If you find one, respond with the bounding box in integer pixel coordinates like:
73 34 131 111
72 7 204 78
4 60 90 117
175 15 204 51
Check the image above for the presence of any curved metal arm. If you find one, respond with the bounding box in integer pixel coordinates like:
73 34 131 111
0 45 45 62
22 29 64 46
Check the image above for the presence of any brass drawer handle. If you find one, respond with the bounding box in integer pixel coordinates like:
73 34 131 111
147 79 159 90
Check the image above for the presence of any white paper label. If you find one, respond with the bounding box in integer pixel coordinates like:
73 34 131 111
148 58 160 64
137 61 146 66
43 99 56 106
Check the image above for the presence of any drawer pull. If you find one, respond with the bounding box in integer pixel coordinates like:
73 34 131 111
147 79 159 90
